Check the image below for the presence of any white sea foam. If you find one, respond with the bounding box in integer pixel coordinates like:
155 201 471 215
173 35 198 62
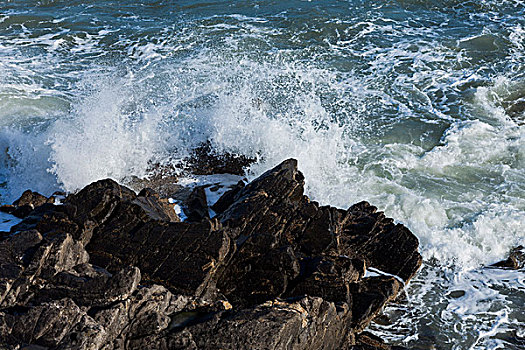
47 75 169 192
0 3 524 348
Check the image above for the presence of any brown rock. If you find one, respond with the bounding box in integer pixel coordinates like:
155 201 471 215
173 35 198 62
168 297 354 350
491 246 525 269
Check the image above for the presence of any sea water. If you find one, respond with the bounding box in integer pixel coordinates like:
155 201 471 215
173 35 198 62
0 1 523 348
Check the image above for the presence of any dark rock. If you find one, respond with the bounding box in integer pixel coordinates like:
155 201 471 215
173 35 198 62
13 190 52 208
0 204 16 216
133 189 180 222
183 186 210 222
11 205 35 219
126 163 180 199
216 159 422 282
0 298 85 347
87 220 234 299
491 246 525 269
350 332 411 350
66 179 179 228
285 256 366 304
0 158 422 349
10 203 82 242
0 229 43 305
168 297 354 350
339 202 422 282
448 290 466 299
0 190 55 219
0 232 89 307
349 276 403 332
91 285 213 350
217 244 301 307
210 180 245 214
65 178 136 226
186 141 255 176
33 265 140 307
11 180 179 245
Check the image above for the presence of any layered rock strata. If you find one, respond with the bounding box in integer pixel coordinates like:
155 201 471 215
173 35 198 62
0 159 421 349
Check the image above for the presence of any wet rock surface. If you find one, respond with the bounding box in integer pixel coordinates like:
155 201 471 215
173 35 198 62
0 189 55 219
185 141 256 176
491 245 525 270
0 159 421 349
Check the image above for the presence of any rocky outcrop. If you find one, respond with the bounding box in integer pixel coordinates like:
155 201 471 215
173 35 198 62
0 159 421 349
185 141 255 176
491 246 525 269
0 189 55 219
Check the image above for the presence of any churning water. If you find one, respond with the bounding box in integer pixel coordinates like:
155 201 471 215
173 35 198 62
0 1 524 348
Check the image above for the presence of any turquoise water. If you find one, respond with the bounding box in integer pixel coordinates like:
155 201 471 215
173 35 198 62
1 1 524 348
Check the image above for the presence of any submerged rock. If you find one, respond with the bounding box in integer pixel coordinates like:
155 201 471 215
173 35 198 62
0 159 421 349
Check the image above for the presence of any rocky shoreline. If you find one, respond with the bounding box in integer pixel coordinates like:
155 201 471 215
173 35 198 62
0 159 423 349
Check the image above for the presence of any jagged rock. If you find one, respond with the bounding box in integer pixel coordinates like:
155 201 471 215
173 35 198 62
168 297 354 350
0 190 55 219
349 276 403 331
9 203 83 242
285 256 366 304
125 164 181 199
66 179 180 228
217 244 301 307
133 190 180 222
0 232 89 307
186 141 255 176
13 190 53 208
216 159 421 282
0 204 16 217
183 186 210 222
0 158 422 349
32 265 140 307
210 180 245 214
86 217 233 299
0 229 43 304
10 180 179 246
56 313 107 350
0 298 85 347
491 246 525 269
0 224 215 349
338 202 421 282
92 285 192 350
67 179 136 222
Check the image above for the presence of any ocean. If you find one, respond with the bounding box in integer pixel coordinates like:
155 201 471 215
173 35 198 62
0 1 524 348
